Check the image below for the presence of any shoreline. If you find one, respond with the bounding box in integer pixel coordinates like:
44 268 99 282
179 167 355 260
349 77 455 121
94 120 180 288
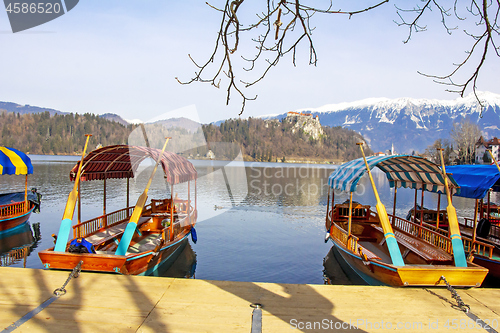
28 153 343 166
28 153 343 165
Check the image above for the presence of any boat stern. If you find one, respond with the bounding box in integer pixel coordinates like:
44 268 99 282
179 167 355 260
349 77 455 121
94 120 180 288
397 263 489 287
38 248 128 274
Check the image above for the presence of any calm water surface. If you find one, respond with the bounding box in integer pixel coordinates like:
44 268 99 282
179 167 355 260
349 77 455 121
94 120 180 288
0 156 493 285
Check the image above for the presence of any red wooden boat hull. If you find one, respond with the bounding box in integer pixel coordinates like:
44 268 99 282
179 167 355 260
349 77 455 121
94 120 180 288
0 206 34 232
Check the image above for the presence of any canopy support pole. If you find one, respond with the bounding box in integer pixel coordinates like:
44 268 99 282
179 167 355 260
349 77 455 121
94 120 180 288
77 181 81 224
24 175 28 213
420 189 425 227
188 181 191 225
480 198 484 219
438 148 467 267
103 174 107 216
436 193 441 229
347 192 353 238
126 178 130 218
392 185 397 224
170 183 174 241
414 188 418 223
488 149 500 222
473 199 478 244
357 143 404 266
488 190 491 220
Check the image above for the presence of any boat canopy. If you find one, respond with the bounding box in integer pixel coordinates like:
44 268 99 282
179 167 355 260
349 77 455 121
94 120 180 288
445 165 500 199
69 145 197 185
0 147 33 175
328 155 460 194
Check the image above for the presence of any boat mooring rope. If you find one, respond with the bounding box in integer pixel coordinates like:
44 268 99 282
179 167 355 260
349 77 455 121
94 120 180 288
439 276 499 333
250 303 263 333
1 261 83 333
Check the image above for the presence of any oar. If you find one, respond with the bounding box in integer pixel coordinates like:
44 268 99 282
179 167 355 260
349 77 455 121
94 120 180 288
357 143 404 266
54 134 92 252
488 149 500 172
115 137 171 256
438 148 467 267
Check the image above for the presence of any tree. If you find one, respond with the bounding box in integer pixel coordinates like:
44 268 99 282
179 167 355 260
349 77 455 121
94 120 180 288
450 118 482 164
178 1 500 115
424 138 453 165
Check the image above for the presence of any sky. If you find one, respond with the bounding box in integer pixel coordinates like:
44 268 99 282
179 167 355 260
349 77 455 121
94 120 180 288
0 1 499 124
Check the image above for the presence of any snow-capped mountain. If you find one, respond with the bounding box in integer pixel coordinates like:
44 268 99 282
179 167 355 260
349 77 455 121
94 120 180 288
262 92 500 154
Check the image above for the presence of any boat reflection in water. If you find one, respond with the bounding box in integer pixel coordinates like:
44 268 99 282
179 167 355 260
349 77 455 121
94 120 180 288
154 239 197 278
0 222 41 267
322 247 358 286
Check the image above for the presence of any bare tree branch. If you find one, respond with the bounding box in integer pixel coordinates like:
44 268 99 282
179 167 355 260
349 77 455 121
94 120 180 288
178 1 499 117
176 0 388 115
395 0 500 117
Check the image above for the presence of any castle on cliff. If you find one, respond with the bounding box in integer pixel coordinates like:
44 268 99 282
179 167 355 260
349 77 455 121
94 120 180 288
283 112 324 140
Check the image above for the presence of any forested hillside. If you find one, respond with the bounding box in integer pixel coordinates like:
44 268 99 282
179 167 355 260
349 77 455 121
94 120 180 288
0 111 133 154
202 118 371 162
0 111 371 162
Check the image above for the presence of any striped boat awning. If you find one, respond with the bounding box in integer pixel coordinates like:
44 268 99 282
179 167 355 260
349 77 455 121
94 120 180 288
0 147 33 175
69 145 197 185
328 155 460 194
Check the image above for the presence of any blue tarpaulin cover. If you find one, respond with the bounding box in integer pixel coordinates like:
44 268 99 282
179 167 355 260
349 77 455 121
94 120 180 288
446 165 500 199
0 191 41 213
0 192 39 206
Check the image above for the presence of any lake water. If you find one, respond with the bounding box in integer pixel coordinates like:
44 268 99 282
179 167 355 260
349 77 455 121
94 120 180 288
0 156 494 285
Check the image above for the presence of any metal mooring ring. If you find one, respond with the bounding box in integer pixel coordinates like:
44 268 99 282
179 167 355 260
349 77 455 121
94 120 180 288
250 303 263 309
53 288 66 297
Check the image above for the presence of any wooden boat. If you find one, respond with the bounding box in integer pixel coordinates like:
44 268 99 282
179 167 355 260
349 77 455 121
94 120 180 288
0 146 41 232
325 146 488 287
477 202 500 225
39 139 198 276
444 163 500 279
406 205 449 229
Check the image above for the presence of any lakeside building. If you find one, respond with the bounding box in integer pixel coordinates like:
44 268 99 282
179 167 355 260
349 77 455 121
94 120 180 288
475 136 500 164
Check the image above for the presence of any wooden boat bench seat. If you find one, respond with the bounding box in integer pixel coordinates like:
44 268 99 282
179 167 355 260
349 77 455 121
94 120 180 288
127 234 163 254
85 216 151 247
394 231 452 262
372 225 452 262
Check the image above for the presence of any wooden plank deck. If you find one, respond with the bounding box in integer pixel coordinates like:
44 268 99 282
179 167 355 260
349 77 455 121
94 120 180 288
0 267 499 332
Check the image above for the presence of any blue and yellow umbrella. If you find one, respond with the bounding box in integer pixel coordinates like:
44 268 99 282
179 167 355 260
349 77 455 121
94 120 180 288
0 147 33 175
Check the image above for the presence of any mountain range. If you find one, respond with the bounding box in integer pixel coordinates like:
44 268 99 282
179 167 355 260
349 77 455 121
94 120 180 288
0 101 131 125
0 101 66 116
2 91 500 154
261 91 500 154
0 102 204 132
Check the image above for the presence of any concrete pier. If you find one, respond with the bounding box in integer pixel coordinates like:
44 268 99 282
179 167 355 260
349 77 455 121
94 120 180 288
0 267 499 332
